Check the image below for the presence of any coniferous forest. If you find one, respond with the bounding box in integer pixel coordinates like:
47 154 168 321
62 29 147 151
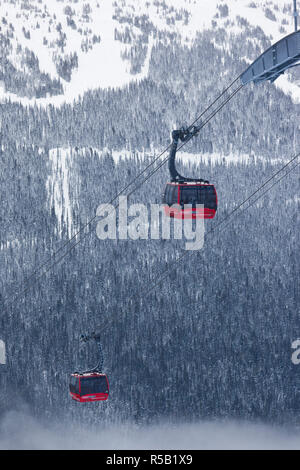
0 9 299 445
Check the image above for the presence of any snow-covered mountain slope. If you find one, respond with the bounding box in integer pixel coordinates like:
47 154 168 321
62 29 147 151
0 0 299 105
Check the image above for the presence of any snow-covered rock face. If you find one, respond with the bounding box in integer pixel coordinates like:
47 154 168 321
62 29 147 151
0 0 299 104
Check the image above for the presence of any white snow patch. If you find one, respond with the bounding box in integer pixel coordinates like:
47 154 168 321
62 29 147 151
0 0 154 108
285 195 300 205
46 148 73 238
175 150 288 168
59 0 154 101
0 0 299 105
0 340 5 365
274 74 300 103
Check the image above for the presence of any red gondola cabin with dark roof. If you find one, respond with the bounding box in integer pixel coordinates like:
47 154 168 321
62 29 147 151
69 372 109 402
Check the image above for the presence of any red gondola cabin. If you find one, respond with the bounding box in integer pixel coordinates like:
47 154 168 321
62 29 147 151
69 372 109 402
163 182 217 219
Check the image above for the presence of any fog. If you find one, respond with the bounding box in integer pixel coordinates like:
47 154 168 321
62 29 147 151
0 411 299 450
